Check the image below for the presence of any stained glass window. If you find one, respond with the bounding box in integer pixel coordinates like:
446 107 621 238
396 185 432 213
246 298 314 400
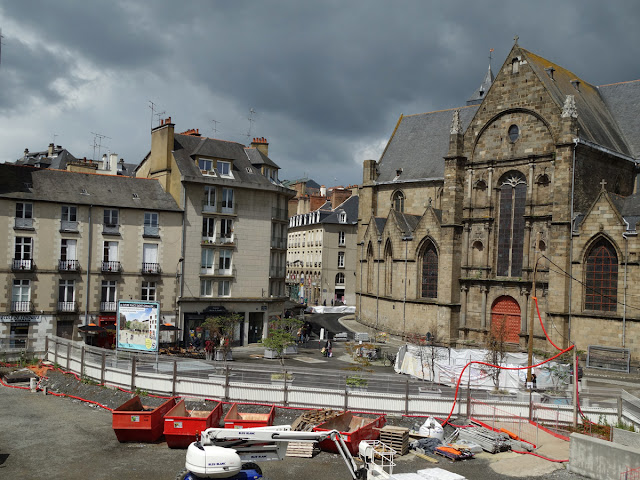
585 239 618 312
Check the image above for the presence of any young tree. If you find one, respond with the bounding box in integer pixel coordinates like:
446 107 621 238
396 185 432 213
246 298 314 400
201 313 242 364
485 314 509 392
262 316 303 368
407 326 447 389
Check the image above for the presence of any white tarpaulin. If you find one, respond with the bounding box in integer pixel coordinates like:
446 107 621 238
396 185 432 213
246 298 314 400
394 344 568 392
309 305 356 314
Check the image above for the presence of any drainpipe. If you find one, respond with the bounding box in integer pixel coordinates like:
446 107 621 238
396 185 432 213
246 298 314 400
568 138 578 344
178 185 186 343
376 236 381 331
402 235 413 340
622 226 633 348
358 242 363 323
84 205 93 325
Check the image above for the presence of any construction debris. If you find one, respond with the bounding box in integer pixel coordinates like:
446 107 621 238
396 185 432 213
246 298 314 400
290 409 342 432
379 425 410 455
455 426 512 454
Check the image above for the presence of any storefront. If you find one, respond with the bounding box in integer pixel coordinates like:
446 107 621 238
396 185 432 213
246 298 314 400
0 314 42 349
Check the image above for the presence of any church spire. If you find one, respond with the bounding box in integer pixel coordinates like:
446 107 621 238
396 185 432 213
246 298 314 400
467 49 495 106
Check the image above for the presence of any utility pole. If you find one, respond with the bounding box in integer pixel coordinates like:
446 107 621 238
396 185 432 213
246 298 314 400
527 231 540 385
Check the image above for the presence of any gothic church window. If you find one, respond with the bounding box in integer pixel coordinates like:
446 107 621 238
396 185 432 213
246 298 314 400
393 191 405 213
384 241 393 296
420 240 438 299
366 242 374 294
585 238 618 312
497 172 526 277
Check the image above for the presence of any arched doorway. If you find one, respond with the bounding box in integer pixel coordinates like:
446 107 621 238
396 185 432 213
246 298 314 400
490 296 521 343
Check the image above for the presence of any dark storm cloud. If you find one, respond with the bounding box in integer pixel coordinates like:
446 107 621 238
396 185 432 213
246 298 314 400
1 0 639 187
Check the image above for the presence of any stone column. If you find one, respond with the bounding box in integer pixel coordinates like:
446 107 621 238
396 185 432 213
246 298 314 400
480 285 488 329
467 168 474 208
462 224 471 269
460 285 469 327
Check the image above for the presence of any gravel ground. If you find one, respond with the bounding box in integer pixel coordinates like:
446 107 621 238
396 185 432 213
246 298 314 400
0 365 590 480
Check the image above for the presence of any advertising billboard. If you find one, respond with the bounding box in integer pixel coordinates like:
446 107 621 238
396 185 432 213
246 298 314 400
117 301 160 352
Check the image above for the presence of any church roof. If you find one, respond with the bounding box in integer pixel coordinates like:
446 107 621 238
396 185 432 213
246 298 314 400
522 48 632 157
598 79 640 159
376 105 478 183
467 64 495 105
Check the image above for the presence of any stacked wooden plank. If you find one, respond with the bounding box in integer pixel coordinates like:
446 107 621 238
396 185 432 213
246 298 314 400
379 425 409 455
290 409 342 432
286 409 343 458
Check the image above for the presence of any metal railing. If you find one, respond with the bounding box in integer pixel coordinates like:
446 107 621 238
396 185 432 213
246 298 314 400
100 301 117 312
102 224 120 235
15 217 34 229
142 263 161 274
60 220 79 232
12 259 33 271
101 261 121 273
59 259 80 272
143 225 160 237
57 301 78 313
11 301 33 313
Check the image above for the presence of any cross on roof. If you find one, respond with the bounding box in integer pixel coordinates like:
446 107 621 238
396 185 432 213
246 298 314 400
514 34 519 45
600 179 607 190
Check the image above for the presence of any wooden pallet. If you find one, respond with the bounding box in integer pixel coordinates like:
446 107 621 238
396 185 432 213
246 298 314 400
379 425 409 456
290 409 342 432
286 441 318 458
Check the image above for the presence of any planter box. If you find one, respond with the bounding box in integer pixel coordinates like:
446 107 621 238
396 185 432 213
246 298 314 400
283 345 298 355
215 350 233 361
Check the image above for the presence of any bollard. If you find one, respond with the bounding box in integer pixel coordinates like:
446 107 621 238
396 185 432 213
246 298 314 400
42 386 48 395
30 377 37 392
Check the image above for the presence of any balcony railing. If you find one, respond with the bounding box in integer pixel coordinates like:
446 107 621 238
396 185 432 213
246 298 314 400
202 201 216 214
142 263 161 274
217 235 235 245
59 259 80 272
57 301 78 313
218 267 235 276
12 259 33 271
60 220 79 232
100 301 117 312
101 261 121 273
11 301 33 313
143 225 160 237
15 217 34 229
102 224 120 235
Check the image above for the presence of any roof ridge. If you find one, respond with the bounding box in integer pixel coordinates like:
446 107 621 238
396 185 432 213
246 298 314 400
176 133 245 146
598 79 640 88
404 104 476 118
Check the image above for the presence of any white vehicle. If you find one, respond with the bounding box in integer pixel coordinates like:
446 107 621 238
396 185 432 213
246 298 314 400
177 425 395 480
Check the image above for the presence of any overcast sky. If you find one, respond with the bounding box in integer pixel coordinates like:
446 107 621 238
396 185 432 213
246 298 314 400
1 1 639 188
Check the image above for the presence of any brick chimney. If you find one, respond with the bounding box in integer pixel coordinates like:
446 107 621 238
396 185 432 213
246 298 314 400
251 137 269 156
330 187 352 208
48 143 54 157
151 116 175 175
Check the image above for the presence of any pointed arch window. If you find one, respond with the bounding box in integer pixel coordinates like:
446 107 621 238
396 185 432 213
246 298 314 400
585 238 618 312
420 241 438 299
393 191 405 213
497 172 526 277
384 242 393 296
366 242 374 294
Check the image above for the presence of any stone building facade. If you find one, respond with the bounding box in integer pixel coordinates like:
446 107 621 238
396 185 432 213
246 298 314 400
0 164 182 353
136 120 294 346
357 43 640 364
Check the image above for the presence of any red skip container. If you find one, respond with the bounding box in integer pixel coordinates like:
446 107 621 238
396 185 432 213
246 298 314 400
223 403 276 429
164 399 223 448
313 412 386 455
112 396 178 443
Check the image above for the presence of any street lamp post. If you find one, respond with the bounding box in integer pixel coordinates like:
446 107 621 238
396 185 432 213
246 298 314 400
402 235 413 340
376 236 382 331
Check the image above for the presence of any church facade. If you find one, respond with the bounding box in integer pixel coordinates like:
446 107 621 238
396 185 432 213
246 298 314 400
356 43 640 364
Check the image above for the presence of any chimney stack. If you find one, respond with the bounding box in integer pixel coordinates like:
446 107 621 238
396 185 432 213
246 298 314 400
320 185 327 197
48 143 55 157
251 137 269 156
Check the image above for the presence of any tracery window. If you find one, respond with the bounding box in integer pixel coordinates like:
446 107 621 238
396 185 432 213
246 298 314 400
420 241 438 299
585 238 618 312
497 172 526 277
393 191 405 213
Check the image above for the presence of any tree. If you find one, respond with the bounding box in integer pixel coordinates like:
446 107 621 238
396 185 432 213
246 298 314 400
201 313 242 364
262 316 303 368
485 314 509 392
407 326 447 389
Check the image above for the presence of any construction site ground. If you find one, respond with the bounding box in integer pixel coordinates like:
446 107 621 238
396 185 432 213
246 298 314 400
0 368 587 480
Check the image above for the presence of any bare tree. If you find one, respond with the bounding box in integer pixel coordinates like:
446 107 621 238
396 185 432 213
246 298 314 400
485 314 509 392
407 325 447 389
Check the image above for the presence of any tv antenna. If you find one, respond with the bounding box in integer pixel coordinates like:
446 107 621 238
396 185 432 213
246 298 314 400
90 132 111 160
246 108 256 141
211 119 220 136
148 100 165 130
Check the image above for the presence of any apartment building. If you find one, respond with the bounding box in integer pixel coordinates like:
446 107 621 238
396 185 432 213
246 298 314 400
136 120 294 345
0 163 182 352
286 193 359 306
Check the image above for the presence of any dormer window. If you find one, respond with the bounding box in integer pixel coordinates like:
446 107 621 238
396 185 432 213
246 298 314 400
339 212 347 224
217 160 232 178
198 158 214 175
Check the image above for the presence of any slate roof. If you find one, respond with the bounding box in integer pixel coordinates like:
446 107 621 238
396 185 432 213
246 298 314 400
598 80 640 159
522 49 631 157
376 105 478 183
373 217 387 234
244 147 279 169
392 210 422 235
321 195 359 224
170 134 286 189
12 147 78 170
467 65 495 105
0 164 181 211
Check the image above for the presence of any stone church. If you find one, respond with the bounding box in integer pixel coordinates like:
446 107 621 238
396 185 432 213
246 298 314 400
357 42 640 365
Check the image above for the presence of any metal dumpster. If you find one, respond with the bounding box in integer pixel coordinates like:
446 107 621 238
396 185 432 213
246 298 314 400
223 403 276 429
313 411 386 455
164 399 223 448
112 396 178 443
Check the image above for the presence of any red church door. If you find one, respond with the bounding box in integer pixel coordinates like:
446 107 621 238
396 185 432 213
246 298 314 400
490 296 521 343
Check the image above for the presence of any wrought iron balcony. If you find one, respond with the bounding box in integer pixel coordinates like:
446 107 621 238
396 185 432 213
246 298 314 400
57 301 78 313
12 259 33 271
11 301 33 313
201 200 216 214
60 220 79 232
102 224 120 235
142 262 161 274
15 217 34 229
100 301 117 312
101 261 121 273
143 225 160 237
59 259 80 272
